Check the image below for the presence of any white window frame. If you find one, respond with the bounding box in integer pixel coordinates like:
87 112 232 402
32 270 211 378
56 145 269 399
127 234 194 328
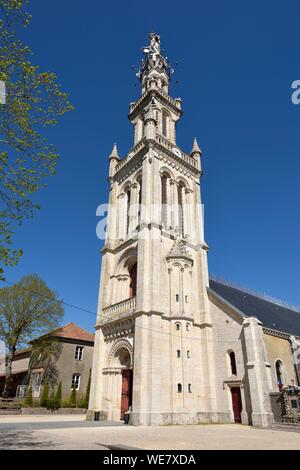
71 373 81 391
75 345 84 361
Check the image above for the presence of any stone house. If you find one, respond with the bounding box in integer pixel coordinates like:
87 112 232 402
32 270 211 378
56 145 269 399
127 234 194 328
0 322 94 400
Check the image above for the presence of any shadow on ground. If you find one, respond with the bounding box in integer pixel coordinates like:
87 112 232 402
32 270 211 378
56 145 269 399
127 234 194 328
0 431 58 450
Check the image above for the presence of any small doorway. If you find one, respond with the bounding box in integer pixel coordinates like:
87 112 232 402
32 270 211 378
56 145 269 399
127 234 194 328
231 387 242 423
121 369 133 420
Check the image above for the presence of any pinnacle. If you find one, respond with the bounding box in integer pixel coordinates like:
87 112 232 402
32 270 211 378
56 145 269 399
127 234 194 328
191 138 202 156
109 142 120 160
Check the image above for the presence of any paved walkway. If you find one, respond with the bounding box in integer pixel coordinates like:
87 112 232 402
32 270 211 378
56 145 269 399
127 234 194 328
1 415 300 450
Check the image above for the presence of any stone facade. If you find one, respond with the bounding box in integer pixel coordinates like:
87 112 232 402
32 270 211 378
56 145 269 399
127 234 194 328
88 34 299 427
0 323 94 400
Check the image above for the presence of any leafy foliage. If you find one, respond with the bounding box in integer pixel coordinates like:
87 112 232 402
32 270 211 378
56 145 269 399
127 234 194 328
83 368 91 409
0 273 64 397
0 0 73 276
24 385 32 406
54 381 62 408
70 384 77 408
40 381 49 407
28 334 62 389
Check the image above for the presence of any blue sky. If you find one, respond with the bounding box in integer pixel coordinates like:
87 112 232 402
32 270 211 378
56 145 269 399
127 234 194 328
3 0 300 332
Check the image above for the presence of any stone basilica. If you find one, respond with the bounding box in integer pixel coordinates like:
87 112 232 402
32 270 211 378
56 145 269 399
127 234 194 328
88 34 300 427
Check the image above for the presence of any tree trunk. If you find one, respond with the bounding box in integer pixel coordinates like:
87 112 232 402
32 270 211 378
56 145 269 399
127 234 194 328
2 348 15 398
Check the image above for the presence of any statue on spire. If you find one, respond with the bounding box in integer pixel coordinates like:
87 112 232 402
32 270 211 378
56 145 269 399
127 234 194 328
137 33 172 89
143 33 161 55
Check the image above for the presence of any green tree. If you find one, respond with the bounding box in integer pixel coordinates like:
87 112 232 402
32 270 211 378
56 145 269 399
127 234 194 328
40 382 49 408
70 384 77 408
83 369 91 408
0 0 73 276
24 385 32 407
54 381 62 409
28 335 62 390
0 274 64 397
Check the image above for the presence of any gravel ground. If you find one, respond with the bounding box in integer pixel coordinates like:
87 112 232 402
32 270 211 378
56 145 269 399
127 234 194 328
0 415 300 450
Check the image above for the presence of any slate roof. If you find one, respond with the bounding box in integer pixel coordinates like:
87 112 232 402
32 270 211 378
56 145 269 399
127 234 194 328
209 279 300 337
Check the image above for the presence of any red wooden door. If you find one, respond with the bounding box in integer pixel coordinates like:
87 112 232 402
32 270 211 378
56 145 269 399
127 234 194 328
121 369 132 420
231 387 242 423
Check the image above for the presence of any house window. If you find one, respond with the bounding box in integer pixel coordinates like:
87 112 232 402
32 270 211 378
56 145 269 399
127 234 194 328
177 383 182 393
175 323 181 331
188 383 192 393
187 350 190 358
291 400 298 409
75 346 84 361
176 349 181 358
185 295 188 303
71 374 81 390
176 294 179 302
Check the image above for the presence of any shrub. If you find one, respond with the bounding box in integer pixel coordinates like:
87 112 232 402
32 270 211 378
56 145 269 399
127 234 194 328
77 397 88 409
54 382 62 409
40 383 49 407
24 387 33 407
61 399 70 408
69 385 77 408
83 369 91 409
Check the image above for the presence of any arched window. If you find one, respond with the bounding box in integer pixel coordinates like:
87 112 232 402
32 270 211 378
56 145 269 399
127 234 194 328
229 351 237 376
276 360 284 390
137 178 142 226
187 350 190 359
177 383 182 393
176 349 181 358
129 262 137 298
186 323 190 331
125 187 131 235
188 384 192 393
162 109 170 138
161 173 168 228
175 323 181 331
177 182 185 237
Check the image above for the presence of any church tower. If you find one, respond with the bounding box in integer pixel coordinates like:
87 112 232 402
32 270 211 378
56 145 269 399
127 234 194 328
88 33 218 425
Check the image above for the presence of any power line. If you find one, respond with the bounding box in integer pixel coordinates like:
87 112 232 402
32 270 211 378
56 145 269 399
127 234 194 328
0 277 243 345
1 279 96 316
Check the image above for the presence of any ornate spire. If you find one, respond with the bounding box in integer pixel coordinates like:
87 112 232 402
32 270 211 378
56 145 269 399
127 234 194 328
137 33 173 94
191 138 202 157
109 142 120 160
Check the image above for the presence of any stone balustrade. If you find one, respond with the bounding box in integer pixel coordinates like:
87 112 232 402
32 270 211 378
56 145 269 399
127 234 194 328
100 297 136 324
155 133 197 168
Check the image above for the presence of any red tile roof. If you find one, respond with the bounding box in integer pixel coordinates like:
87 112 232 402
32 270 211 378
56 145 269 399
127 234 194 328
51 322 94 343
13 347 31 357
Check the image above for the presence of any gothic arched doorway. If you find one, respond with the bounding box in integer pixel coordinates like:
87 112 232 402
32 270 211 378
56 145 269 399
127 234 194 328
105 340 133 421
